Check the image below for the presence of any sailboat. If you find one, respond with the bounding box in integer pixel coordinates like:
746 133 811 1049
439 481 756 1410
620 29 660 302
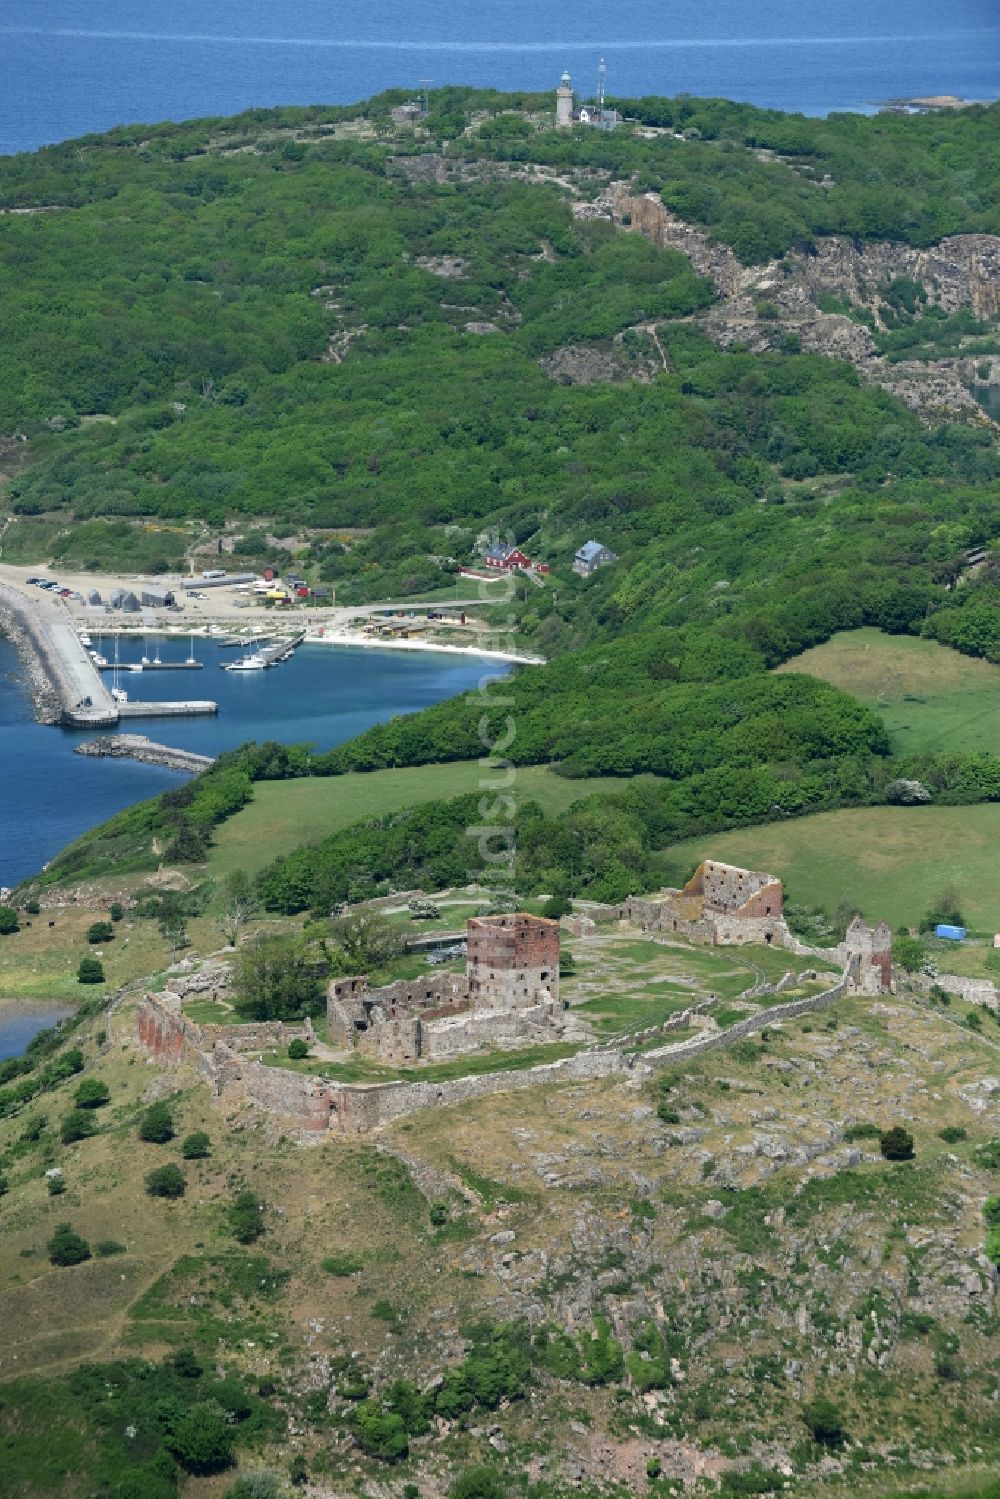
110 637 128 703
186 633 197 665
89 632 108 668
140 634 150 665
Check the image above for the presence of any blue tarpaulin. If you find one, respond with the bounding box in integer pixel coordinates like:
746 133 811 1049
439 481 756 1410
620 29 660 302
935 924 966 941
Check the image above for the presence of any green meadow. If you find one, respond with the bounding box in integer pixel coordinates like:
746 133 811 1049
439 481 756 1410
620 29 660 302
778 628 1000 756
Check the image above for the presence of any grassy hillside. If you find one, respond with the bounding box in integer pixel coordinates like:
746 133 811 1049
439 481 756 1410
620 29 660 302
206 763 640 880
778 629 1000 756
666 803 1000 933
1 963 999 1495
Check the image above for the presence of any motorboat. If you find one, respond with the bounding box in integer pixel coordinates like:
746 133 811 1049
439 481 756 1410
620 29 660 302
223 652 268 672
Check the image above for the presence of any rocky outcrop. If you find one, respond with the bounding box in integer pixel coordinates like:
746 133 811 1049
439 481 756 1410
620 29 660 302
580 184 1000 425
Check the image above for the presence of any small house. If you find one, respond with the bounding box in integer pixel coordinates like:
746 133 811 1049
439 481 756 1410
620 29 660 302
572 540 618 577
483 544 532 572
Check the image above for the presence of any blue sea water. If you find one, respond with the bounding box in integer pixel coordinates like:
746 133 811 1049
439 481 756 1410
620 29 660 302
1 0 999 155
0 632 495 889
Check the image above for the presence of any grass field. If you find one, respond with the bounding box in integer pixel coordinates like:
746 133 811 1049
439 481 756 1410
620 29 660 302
207 763 641 880
666 804 1000 933
777 627 1000 755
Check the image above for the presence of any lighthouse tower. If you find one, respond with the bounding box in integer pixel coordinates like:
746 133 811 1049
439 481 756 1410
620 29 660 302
555 69 574 129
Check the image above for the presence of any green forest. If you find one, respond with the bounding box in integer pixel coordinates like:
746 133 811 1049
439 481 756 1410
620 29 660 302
4 90 1000 902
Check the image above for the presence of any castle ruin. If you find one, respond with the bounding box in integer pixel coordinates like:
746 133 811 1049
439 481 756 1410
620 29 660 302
326 913 564 1065
623 859 786 946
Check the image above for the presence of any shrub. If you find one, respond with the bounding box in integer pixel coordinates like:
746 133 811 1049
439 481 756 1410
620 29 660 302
60 1109 96 1144
450 1467 507 1499
225 1476 283 1499
87 920 114 945
25 897 40 915
228 1188 264 1243
77 957 104 984
354 1399 408 1460
880 1125 915 1160
0 1174 8 1195
47 1174 66 1196
47 1221 91 1266
429 1201 448 1226
145 1163 186 1198
540 893 572 920
287 1038 309 1060
892 935 926 973
938 1125 968 1143
139 1101 174 1143
172 1346 203 1378
802 1396 845 1448
322 1252 362 1276
181 1130 211 1159
0 905 19 935
167 1399 235 1474
73 1078 110 1109
983 1196 1000 1229
843 1122 882 1141
109 902 124 921
94 1239 126 1257
289 1455 309 1486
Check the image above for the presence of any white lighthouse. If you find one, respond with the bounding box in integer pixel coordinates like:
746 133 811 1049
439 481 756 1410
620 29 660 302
555 69 574 128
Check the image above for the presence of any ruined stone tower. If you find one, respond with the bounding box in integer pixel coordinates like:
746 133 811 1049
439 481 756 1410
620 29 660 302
843 916 893 995
466 913 560 1010
556 70 574 129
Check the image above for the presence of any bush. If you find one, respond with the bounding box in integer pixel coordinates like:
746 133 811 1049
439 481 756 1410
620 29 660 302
47 1174 66 1195
167 1399 235 1474
450 1467 508 1499
228 1188 265 1244
60 1109 96 1144
225 1476 283 1499
94 1239 126 1257
47 1221 91 1266
0 1174 8 1195
87 920 114 945
983 1196 1000 1229
843 1122 882 1141
322 1252 362 1276
172 1346 203 1378
892 935 926 974
139 1101 174 1143
287 1038 309 1059
354 1399 408 1461
25 897 40 915
181 1130 211 1159
73 1078 110 1109
77 957 104 984
0 905 19 935
880 1125 915 1160
429 1201 448 1226
145 1164 186 1198
938 1125 968 1143
109 902 124 921
802 1396 845 1448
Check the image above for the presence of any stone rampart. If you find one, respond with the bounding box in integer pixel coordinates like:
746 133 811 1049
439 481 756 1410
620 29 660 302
917 972 999 1010
200 1017 314 1052
136 992 203 1064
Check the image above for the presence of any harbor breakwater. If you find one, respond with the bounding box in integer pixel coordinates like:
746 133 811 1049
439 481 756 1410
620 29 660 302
74 735 214 773
0 582 116 727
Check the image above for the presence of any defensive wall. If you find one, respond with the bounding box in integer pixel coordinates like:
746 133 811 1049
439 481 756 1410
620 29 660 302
135 968 851 1141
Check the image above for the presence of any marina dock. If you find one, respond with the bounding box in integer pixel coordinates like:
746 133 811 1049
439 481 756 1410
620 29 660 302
117 700 218 718
98 659 203 671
